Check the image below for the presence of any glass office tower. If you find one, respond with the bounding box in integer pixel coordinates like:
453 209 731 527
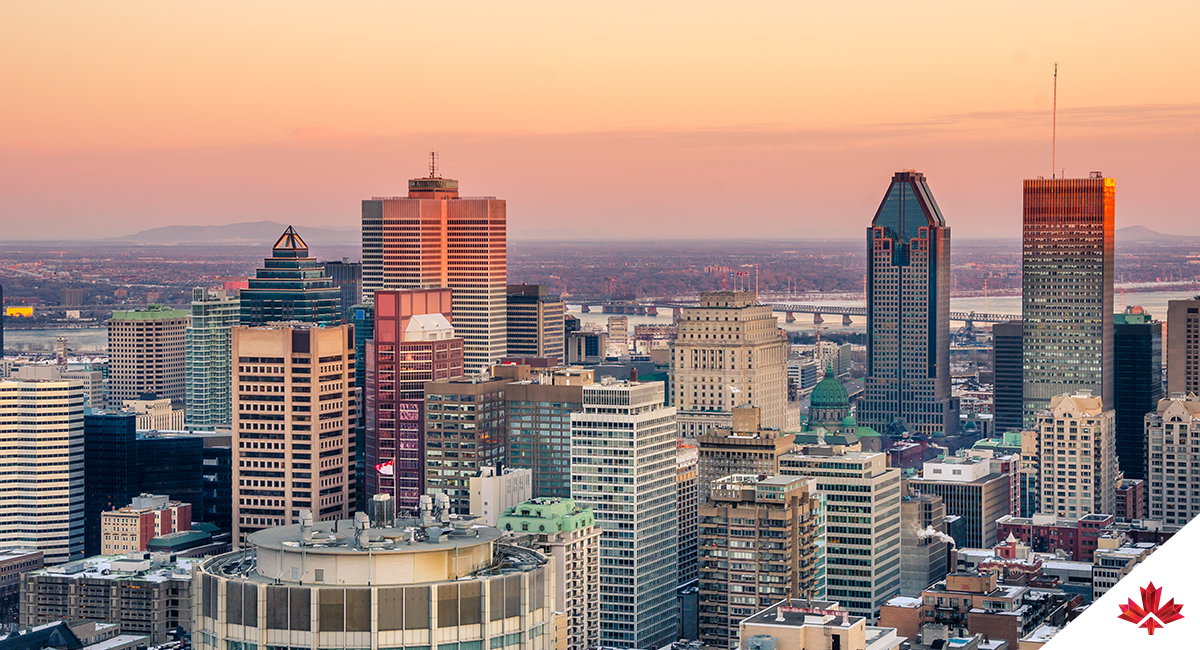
240 226 341 326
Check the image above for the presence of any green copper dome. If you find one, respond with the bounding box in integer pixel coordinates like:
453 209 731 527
810 364 849 410
842 414 856 428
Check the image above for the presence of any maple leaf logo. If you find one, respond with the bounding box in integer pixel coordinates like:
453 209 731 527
1117 582 1185 635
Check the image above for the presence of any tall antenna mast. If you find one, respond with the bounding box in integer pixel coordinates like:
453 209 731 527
1052 63 1058 179
429 151 439 179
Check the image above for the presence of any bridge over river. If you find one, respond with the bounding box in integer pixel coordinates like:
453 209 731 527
575 299 1018 325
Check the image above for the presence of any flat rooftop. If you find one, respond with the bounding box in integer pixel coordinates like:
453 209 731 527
249 517 502 555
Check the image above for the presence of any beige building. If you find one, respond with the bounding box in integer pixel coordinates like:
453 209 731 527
698 405 796 488
231 323 355 545
100 494 191 555
469 465 533 527
106 305 188 408
739 599 904 650
699 475 823 649
0 376 85 565
124 394 185 430
1166 296 1200 395
1036 391 1117 518
677 442 699 586
607 316 629 356
1144 392 1200 525
671 291 789 437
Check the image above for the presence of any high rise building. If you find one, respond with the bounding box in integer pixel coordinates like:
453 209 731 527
572 380 678 648
905 455 1015 549
899 489 950 597
1166 296 1200 395
0 376 85 564
780 443 901 619
697 405 795 488
992 320 1024 434
0 284 4 358
607 316 629 356
83 411 139 556
506 367 593 498
362 168 507 374
107 304 188 408
1036 391 1117 518
1022 174 1115 426
1113 307 1162 481
860 171 956 437
671 291 789 438
240 227 341 327
676 442 699 587
186 287 240 429
507 285 566 362
231 323 356 545
366 289 463 510
323 258 362 323
1145 393 1200 525
697 474 822 649
424 374 513 514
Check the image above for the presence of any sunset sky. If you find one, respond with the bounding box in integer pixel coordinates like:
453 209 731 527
3 1 1199 241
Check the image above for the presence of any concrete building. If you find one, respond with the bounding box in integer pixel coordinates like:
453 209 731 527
1113 307 1162 481
186 287 240 430
899 490 951 597
1022 175 1115 426
994 513 1115 563
240 227 341 327
698 405 796 489
861 171 957 438
20 553 196 645
425 375 512 514
567 331 606 365
470 466 533 527
780 445 901 619
972 432 1040 518
506 368 592 498
0 549 43 626
232 323 356 545
106 305 188 408
671 291 789 437
1166 295 1200 395
677 443 699 587
506 285 565 363
1145 392 1200 525
607 316 629 356
739 599 905 650
1090 533 1156 600
498 498 601 650
100 494 191 556
0 376 85 565
699 475 823 649
193 504 554 650
906 454 1015 550
123 393 185 431
1115 478 1145 521
571 380 678 648
992 320 1024 434
1036 392 1117 518
63 369 105 411
362 168 508 374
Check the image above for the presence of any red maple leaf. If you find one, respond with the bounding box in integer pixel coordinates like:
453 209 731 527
1117 582 1185 635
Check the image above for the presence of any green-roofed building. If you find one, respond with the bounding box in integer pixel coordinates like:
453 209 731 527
107 304 189 408
800 364 882 450
498 498 600 650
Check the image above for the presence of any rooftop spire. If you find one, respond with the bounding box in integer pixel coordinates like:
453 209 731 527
273 226 309 253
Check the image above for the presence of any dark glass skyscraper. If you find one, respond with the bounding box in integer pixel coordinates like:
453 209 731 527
861 171 957 437
240 226 341 326
83 411 139 556
992 320 1024 433
1114 307 1162 481
324 258 362 323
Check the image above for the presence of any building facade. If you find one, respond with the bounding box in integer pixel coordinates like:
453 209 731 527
906 455 1015 550
124 394 185 431
1022 175 1115 426
992 320 1024 434
671 291 789 437
677 443 699 587
571 380 678 648
1166 296 1200 395
899 490 950 597
240 227 341 327
107 305 188 408
470 466 533 527
0 549 43 626
84 411 140 556
506 285 565 363
231 323 356 544
697 405 796 491
1113 307 1162 481
186 287 240 429
424 376 511 514
1036 392 1117 519
100 494 192 555
323 258 362 324
362 170 507 374
1145 393 1200 525
506 368 592 499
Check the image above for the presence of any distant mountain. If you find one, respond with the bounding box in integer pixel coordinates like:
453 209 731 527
113 221 359 244
509 227 617 241
1117 225 1198 242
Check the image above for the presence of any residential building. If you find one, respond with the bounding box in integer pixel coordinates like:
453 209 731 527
469 465 532 527
0 549 43 626
323 258 362 323
361 168 507 374
900 490 950 597
698 475 823 649
1090 533 1156 600
861 171 956 438
697 405 795 489
567 331 607 365
123 393 184 430
424 374 513 514
1113 307 1162 481
1036 392 1117 518
231 323 355 545
186 287 240 429
1145 392 1200 525
498 498 601 650
106 305 188 408
20 554 195 644
507 285 565 362
739 599 904 650
193 504 554 650
907 454 1015 549
677 443 699 587
100 495 191 555
239 227 341 327
671 291 789 437
571 380 678 648
1115 478 1145 521
1166 295 1200 395
992 320 1024 434
506 368 592 498
994 513 1115 563
607 316 629 356
0 376 85 565
1022 174 1115 426
780 445 901 619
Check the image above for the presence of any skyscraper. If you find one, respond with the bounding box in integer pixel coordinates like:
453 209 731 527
671 291 789 437
1113 307 1162 481
572 380 678 648
1022 174 1115 425
1166 296 1200 395
83 410 139 556
240 227 341 327
505 367 592 498
860 171 956 437
424 372 515 514
323 258 362 323
362 167 507 374
1036 391 1117 518
992 320 1024 434
1145 393 1200 525
107 304 188 408
506 284 566 362
676 442 698 587
186 287 240 429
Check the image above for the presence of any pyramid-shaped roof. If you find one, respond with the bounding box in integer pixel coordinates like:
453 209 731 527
273 226 309 253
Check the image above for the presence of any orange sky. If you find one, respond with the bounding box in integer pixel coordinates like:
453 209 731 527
2 1 1198 240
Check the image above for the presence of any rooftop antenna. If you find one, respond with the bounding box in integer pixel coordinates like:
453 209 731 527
1052 63 1058 179
429 151 439 179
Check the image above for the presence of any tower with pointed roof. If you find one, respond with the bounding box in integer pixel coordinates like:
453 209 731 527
239 226 342 326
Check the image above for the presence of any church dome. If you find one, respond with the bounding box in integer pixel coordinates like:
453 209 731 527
810 364 849 411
